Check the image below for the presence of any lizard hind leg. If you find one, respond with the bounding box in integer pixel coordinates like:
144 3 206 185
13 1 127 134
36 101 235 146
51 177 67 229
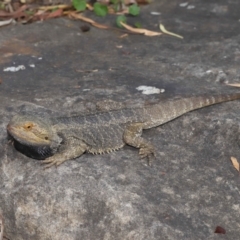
123 123 156 166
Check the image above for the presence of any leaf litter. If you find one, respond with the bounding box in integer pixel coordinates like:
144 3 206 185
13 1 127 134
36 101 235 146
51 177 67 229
0 0 183 38
230 156 239 172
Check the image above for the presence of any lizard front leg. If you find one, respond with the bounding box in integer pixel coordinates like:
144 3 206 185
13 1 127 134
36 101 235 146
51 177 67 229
42 137 88 168
123 123 155 165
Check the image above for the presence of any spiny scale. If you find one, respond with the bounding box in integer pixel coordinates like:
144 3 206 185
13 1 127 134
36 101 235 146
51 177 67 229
88 147 121 155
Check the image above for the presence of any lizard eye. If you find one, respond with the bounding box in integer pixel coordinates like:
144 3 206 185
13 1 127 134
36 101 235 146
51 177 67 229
45 136 49 140
24 123 34 130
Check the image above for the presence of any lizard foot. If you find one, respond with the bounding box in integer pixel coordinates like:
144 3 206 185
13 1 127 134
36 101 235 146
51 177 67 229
41 157 67 169
139 146 156 166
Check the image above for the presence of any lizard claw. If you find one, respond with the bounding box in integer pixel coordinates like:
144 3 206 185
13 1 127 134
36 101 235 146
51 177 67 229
41 157 66 169
139 147 156 166
41 158 57 169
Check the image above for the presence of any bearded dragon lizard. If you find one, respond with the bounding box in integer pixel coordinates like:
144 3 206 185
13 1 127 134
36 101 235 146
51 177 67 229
7 93 240 168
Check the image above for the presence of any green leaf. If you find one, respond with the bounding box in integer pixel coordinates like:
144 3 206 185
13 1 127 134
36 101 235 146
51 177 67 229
93 2 108 17
72 0 86 11
116 15 127 28
128 4 140 16
110 0 118 4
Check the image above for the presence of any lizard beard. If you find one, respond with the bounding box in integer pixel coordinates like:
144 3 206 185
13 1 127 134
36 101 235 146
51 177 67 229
13 139 54 160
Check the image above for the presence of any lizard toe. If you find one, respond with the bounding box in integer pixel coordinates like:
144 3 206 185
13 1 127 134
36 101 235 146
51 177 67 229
41 157 59 169
41 158 55 164
139 147 155 157
43 162 57 169
139 147 156 166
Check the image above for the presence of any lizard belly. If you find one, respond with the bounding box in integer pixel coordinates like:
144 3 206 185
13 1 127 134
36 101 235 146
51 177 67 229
81 124 125 154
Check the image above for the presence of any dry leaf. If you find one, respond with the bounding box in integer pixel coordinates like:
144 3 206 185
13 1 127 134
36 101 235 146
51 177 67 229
120 22 161 36
119 33 128 38
115 10 129 15
46 8 63 19
136 0 150 4
124 0 137 4
0 5 28 19
38 5 70 11
230 156 239 172
159 24 183 39
0 18 13 27
69 12 109 29
92 22 109 29
86 3 94 11
0 10 9 17
226 83 240 88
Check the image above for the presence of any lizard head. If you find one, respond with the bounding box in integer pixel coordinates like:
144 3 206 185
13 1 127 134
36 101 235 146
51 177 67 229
7 114 59 160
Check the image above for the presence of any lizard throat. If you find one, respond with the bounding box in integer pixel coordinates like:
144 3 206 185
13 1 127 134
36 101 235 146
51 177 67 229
12 139 54 160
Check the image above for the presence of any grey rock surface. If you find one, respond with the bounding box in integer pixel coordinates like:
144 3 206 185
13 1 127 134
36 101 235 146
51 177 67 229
1 0 240 239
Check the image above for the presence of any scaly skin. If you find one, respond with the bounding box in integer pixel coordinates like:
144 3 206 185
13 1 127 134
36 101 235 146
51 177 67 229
7 93 240 168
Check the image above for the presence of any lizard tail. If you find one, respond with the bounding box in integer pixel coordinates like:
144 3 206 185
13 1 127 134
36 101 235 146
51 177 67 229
187 93 240 110
143 93 240 129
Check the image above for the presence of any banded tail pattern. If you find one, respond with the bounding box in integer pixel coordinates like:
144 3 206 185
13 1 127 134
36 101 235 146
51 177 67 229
143 93 240 129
